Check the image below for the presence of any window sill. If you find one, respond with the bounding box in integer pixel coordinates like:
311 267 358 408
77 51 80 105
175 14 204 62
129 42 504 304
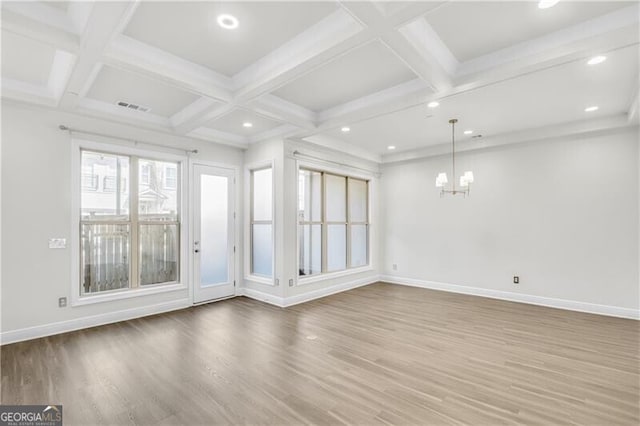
72 283 187 307
244 275 276 286
297 266 374 286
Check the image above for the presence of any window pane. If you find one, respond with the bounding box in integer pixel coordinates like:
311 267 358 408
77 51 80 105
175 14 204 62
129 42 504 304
349 179 367 223
326 174 346 222
327 224 346 272
81 151 129 220
139 224 179 286
252 168 272 221
252 224 273 277
299 224 321 276
139 159 178 221
81 223 130 294
350 225 368 268
200 175 228 285
298 169 322 222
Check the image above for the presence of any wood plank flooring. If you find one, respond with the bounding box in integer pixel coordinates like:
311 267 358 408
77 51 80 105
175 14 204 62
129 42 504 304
2 282 639 425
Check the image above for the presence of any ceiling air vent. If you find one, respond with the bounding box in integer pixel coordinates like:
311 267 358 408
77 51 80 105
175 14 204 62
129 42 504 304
116 101 151 113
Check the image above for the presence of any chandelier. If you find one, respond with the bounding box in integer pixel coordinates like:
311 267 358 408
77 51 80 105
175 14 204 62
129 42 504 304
435 118 474 197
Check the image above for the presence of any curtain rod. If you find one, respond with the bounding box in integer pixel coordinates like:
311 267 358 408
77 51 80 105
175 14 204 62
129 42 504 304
58 125 198 154
292 150 380 177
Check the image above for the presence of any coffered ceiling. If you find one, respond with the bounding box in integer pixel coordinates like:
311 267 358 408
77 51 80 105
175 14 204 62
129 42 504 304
2 1 638 162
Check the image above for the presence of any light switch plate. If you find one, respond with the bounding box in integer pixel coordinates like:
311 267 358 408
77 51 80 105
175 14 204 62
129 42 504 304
49 238 67 249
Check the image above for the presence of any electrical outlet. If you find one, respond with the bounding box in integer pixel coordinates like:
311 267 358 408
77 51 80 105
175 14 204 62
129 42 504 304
58 297 67 308
513 276 520 284
275 278 279 286
289 279 294 287
392 264 398 271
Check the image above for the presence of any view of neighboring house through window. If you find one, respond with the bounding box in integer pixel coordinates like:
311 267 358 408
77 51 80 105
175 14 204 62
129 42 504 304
80 150 180 295
298 168 369 277
250 167 273 278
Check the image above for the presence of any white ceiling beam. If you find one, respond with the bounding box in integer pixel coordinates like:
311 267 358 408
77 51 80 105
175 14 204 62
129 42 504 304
232 9 365 100
187 128 249 150
247 95 317 130
456 4 639 78
307 17 639 141
169 97 221 129
1 9 80 53
339 1 453 92
382 115 634 164
173 8 365 135
58 1 140 109
104 35 234 102
1 79 57 107
311 79 430 136
2 1 77 34
249 124 301 144
452 26 639 98
291 135 382 164
173 103 237 135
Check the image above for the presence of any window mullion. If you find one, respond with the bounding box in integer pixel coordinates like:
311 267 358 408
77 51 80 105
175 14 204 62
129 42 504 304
346 177 351 270
130 156 139 288
321 172 327 274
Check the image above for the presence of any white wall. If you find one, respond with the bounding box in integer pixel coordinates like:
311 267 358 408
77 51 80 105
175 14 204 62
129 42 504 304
381 128 639 312
1 101 244 339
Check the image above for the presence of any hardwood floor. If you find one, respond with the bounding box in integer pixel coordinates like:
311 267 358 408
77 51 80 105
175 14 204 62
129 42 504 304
2 282 639 425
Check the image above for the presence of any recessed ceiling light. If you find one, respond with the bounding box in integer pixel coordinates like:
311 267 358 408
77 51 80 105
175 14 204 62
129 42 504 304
538 0 560 9
587 55 607 65
217 14 239 29
464 130 473 135
387 145 396 150
341 126 350 132
585 106 599 112
242 122 253 128
427 101 440 108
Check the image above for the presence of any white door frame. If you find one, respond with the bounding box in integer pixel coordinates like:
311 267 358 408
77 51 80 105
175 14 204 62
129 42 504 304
190 160 238 304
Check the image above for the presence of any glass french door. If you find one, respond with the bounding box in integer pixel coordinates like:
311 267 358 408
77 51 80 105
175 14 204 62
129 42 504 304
193 164 235 303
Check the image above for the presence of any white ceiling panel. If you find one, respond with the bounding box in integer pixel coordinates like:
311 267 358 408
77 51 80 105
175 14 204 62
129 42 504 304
123 1 337 77
272 41 417 112
85 66 199 117
205 108 283 135
324 44 638 154
1 30 57 86
426 1 633 62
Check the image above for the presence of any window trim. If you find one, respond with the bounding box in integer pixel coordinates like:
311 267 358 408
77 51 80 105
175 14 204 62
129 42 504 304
71 139 188 306
296 160 372 285
244 160 276 286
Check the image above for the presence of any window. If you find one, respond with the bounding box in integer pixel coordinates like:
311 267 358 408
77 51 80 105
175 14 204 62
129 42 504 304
298 169 369 277
79 149 180 296
164 165 177 189
81 173 98 191
250 167 273 278
140 163 151 185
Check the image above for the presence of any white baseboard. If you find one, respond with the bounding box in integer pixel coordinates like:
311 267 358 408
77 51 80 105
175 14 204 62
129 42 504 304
236 287 286 307
1 298 191 345
239 275 378 308
380 275 640 320
283 275 377 307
